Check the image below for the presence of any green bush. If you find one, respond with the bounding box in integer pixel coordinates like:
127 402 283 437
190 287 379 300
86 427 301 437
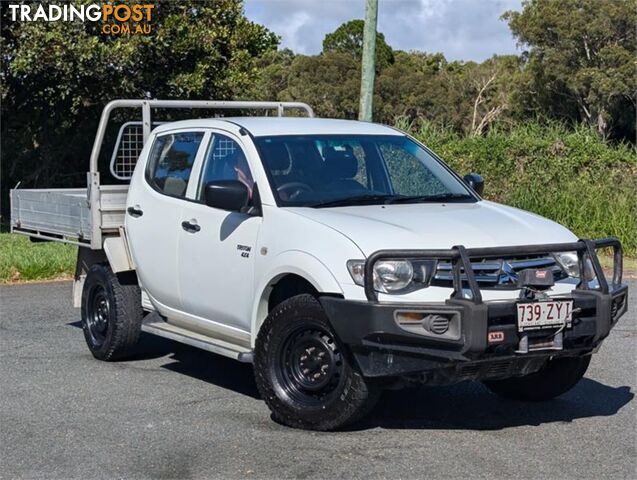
403 120 637 254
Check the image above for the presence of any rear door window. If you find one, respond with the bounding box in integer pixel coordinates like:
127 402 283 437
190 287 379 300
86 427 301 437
146 131 204 198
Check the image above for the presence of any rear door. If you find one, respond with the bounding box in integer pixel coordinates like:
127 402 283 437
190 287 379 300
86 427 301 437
126 129 209 312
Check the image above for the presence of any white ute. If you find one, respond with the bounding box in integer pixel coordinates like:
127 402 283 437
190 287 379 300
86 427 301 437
11 99 628 430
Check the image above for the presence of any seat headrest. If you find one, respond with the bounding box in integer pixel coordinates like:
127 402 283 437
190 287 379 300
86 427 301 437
260 142 291 171
323 146 358 179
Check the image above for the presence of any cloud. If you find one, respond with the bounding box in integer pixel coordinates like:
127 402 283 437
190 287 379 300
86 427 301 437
244 0 522 61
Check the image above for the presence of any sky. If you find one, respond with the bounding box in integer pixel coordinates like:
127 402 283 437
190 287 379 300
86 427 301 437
244 0 523 62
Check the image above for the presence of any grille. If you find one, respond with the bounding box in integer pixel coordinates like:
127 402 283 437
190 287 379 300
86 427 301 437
432 256 567 289
457 360 514 380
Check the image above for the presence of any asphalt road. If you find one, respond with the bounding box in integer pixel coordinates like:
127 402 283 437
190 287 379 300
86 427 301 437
1 281 635 480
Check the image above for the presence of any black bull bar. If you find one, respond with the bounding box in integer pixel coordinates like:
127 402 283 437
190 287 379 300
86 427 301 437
363 237 623 302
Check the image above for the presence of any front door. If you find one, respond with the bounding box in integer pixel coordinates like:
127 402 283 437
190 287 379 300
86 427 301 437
178 131 261 337
126 129 208 312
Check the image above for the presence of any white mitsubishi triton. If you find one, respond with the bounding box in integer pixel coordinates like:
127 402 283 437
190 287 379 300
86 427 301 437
10 100 628 431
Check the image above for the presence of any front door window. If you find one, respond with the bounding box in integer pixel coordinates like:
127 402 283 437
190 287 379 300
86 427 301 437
197 134 254 199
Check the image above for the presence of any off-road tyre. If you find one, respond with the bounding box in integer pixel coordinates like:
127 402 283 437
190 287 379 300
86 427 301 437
254 294 380 431
484 355 591 401
81 263 143 361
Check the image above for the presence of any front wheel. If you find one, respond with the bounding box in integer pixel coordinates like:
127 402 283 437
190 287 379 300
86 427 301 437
254 294 380 431
81 264 143 361
483 355 591 401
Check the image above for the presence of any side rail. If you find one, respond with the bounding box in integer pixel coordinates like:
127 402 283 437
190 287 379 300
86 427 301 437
364 238 624 303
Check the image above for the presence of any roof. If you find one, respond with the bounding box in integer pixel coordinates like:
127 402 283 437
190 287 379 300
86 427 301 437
153 117 403 137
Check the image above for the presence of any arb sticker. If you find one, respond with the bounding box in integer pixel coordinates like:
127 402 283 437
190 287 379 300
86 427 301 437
488 331 505 343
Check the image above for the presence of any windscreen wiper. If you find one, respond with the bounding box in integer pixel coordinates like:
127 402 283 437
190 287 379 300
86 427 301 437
387 193 474 204
309 194 398 208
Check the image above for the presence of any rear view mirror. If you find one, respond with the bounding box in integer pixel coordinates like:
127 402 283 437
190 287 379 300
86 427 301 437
463 173 484 196
204 180 249 212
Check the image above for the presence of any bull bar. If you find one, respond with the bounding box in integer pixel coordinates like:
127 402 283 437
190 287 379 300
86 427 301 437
320 238 627 379
363 237 623 302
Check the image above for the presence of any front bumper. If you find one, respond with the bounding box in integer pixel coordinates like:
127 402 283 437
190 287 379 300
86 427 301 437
319 238 628 381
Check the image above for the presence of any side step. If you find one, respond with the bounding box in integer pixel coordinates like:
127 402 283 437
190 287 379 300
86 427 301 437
141 313 254 363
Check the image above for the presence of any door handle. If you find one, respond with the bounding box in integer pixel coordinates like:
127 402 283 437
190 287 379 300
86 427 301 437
181 220 201 233
127 205 143 217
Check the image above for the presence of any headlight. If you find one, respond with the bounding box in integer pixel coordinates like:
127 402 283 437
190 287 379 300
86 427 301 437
347 259 435 293
374 260 414 292
554 252 595 280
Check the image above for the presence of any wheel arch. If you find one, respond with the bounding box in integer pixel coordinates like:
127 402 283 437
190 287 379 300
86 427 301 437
250 252 343 346
73 236 137 308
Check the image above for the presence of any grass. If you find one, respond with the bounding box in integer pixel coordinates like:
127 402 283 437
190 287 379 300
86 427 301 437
0 233 77 283
599 254 637 275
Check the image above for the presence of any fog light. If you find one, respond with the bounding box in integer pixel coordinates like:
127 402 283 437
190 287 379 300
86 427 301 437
394 310 460 340
424 314 450 335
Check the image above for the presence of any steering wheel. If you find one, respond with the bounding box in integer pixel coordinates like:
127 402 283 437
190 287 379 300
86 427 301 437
277 182 313 201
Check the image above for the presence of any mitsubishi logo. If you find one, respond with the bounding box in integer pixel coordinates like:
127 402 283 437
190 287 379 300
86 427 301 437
497 261 518 285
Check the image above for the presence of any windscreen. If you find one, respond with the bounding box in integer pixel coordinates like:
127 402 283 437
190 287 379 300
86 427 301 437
254 134 476 207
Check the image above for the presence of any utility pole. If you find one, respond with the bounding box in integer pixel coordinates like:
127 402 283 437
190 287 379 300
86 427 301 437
358 0 378 122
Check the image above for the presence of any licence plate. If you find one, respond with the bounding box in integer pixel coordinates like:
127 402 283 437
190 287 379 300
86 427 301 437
516 300 573 332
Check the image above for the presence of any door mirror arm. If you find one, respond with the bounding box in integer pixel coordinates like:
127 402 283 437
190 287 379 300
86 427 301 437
242 183 262 217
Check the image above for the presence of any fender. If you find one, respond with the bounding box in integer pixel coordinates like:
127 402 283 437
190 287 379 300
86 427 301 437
103 231 135 273
250 250 343 346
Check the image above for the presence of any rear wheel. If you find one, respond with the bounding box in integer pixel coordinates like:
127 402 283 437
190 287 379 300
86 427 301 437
484 355 591 401
81 264 142 361
254 294 380 431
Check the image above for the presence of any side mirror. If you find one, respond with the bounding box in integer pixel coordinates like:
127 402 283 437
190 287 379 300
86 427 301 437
204 180 249 212
463 173 484 196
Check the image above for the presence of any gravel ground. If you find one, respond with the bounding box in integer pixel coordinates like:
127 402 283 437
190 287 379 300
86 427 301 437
1 281 635 479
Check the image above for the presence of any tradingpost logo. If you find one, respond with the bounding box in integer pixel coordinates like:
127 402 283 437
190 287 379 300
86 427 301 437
6 2 155 35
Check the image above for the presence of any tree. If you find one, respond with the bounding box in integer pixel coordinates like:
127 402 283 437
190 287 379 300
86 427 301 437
374 52 519 134
467 56 521 136
1 0 278 218
322 19 394 69
374 51 452 124
281 53 361 119
504 0 636 139
246 48 296 102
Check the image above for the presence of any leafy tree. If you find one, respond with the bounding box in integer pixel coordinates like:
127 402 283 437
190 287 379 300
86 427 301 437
375 51 452 123
463 56 522 136
322 19 394 69
504 0 636 138
282 52 361 119
1 0 278 218
375 52 520 133
245 48 296 102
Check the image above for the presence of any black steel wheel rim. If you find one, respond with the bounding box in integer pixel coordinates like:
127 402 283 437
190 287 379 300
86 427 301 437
86 285 110 347
277 326 344 406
